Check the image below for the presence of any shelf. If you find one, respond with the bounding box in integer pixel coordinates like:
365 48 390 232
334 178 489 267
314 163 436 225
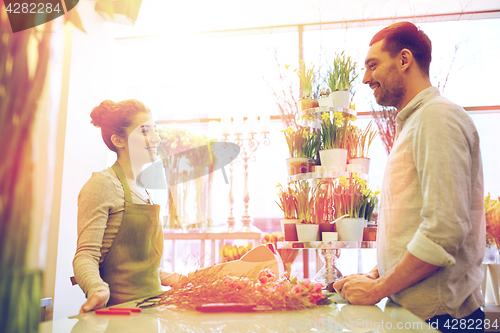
296 106 357 128
287 171 369 183
277 241 376 250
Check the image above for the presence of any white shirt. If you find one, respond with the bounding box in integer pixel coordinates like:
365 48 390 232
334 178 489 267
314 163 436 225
377 87 485 320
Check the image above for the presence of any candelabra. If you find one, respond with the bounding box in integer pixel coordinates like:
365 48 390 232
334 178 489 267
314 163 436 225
222 117 270 232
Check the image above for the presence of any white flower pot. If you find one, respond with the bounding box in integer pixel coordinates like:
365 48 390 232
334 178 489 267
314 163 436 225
319 96 333 107
322 232 338 242
336 217 365 241
348 157 370 174
319 149 347 172
329 90 350 109
296 224 319 241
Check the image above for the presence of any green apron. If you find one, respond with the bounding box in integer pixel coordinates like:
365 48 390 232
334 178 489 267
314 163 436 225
99 162 163 306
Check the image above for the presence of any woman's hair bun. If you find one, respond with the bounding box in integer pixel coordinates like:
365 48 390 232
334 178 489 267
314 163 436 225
90 100 116 128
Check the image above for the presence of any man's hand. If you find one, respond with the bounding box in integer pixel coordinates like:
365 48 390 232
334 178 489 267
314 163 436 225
333 274 384 305
333 275 383 305
80 289 110 314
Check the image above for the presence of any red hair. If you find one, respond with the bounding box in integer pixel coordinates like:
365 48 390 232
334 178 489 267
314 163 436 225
90 99 151 152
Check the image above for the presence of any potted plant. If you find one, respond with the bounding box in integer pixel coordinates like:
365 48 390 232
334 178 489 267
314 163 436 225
347 121 378 174
283 126 321 176
326 51 358 109
485 193 500 262
276 183 299 241
311 180 337 240
296 61 319 111
332 174 377 241
319 112 350 171
293 180 320 241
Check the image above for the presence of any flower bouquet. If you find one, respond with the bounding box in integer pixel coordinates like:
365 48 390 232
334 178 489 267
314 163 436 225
137 268 332 311
157 126 214 230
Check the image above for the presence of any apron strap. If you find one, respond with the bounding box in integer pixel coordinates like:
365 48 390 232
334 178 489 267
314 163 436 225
112 161 133 203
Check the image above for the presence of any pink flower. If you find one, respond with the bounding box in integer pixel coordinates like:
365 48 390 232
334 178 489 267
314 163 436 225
302 280 311 288
291 284 304 295
223 275 236 286
258 268 276 284
310 283 323 294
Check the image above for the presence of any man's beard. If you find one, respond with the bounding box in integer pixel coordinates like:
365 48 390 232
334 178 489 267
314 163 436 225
376 64 406 109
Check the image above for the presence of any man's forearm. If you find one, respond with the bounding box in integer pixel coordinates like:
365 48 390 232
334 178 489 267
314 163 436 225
375 251 439 299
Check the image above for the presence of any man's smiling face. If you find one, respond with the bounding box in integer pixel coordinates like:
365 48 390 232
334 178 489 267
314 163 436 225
363 40 406 110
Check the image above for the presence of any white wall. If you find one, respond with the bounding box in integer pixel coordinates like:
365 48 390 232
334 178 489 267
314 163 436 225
52 1 117 320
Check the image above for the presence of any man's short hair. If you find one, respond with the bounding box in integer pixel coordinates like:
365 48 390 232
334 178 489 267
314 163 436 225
370 21 432 76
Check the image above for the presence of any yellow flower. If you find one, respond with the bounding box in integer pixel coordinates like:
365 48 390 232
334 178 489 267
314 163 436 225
321 113 330 121
284 64 290 70
373 190 381 196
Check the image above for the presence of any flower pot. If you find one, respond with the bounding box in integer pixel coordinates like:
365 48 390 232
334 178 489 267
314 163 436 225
329 90 350 109
299 97 319 111
296 224 319 241
281 219 300 241
336 217 365 241
319 149 347 172
322 232 338 242
363 227 377 241
318 223 336 240
286 157 313 176
348 157 370 175
318 96 333 107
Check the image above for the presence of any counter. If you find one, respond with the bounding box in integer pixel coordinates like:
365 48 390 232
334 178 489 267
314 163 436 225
40 296 438 332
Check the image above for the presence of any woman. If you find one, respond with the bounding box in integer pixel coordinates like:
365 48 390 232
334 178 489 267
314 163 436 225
73 99 180 313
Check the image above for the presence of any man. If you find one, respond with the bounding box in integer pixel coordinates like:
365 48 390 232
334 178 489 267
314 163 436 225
333 22 485 332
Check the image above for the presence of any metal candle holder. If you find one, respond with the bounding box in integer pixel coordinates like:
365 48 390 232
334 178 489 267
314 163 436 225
222 129 270 232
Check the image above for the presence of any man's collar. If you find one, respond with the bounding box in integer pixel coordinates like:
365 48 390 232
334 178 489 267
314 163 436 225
396 87 440 126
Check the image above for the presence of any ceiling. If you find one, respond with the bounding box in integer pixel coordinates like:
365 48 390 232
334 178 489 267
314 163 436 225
104 0 500 38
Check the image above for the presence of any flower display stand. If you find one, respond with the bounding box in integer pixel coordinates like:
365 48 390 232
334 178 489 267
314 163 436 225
277 241 376 291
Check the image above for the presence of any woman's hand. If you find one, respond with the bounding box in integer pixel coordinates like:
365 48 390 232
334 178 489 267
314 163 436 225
159 270 186 286
79 289 110 314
